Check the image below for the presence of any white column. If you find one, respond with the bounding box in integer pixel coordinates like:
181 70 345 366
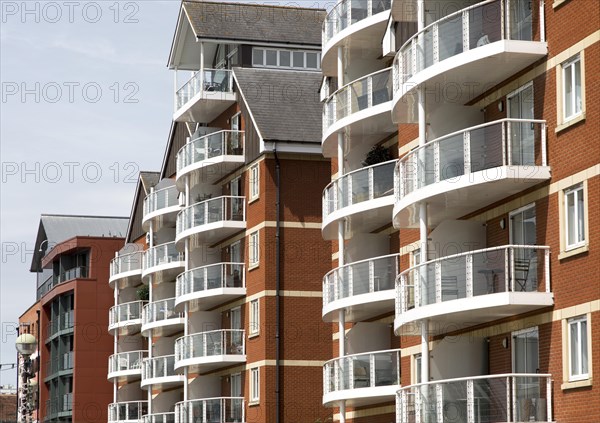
200 42 205 92
174 66 178 111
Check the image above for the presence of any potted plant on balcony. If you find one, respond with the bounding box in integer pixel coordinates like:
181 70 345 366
362 144 392 167
137 285 149 302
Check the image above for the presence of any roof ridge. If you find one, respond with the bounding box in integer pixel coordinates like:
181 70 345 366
183 0 326 13
41 214 129 219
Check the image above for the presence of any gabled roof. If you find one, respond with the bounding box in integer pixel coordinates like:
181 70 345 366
125 171 160 243
233 67 322 144
182 0 326 46
30 215 129 272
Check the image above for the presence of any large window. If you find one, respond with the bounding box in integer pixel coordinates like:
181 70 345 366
249 164 259 201
568 316 589 381
562 55 582 121
249 299 259 337
249 231 259 268
250 367 260 403
565 184 585 249
252 48 320 70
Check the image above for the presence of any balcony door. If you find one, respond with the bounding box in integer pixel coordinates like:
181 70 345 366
510 204 537 291
230 307 243 353
508 0 533 41
508 83 535 166
512 327 542 421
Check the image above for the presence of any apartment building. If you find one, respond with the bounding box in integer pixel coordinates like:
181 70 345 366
320 0 599 422
107 2 333 422
20 214 128 422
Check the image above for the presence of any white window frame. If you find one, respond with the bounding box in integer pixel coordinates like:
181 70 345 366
562 55 582 122
249 231 259 269
249 299 260 337
251 47 321 70
558 180 589 260
249 163 259 201
567 315 589 382
556 51 586 132
564 184 585 250
412 353 422 385
249 367 260 404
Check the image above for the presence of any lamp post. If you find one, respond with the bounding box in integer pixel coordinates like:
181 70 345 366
15 333 37 423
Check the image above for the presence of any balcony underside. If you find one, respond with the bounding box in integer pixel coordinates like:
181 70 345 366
322 12 390 76
107 370 142 383
176 157 245 190
323 197 394 240
140 375 185 390
142 206 181 232
141 318 185 338
392 41 548 123
323 385 397 407
142 262 185 284
109 271 143 290
174 288 246 313
395 292 554 336
393 166 551 228
173 93 236 123
323 102 395 158
175 222 246 250
109 321 143 336
323 290 395 323
175 355 246 374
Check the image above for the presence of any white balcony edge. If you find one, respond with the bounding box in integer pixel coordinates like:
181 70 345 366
176 155 245 189
107 368 142 381
323 194 394 237
141 260 186 281
141 204 182 231
175 221 246 247
141 317 185 337
109 269 143 286
323 101 393 148
173 91 236 122
174 354 247 371
174 287 247 309
323 384 398 406
323 289 395 321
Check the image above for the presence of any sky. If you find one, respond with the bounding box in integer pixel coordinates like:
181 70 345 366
0 0 182 386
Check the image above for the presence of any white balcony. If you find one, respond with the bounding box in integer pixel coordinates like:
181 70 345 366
141 298 185 337
175 196 246 248
175 398 245 423
323 253 400 322
108 401 148 423
392 0 547 122
323 68 395 157
141 412 175 423
109 300 147 335
324 349 400 407
174 69 236 123
322 160 396 240
107 350 147 382
175 263 245 312
174 329 246 373
321 0 391 75
397 373 553 423
176 130 245 189
393 119 550 228
109 251 144 289
141 355 185 390
395 245 553 336
142 242 185 284
142 186 182 232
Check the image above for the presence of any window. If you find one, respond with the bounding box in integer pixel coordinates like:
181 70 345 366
565 184 585 249
251 48 321 70
306 52 318 69
250 367 260 403
266 49 278 67
249 231 259 268
249 299 259 336
249 164 259 201
568 316 589 381
292 51 304 68
414 354 422 384
562 55 582 121
280 50 291 67
252 48 264 66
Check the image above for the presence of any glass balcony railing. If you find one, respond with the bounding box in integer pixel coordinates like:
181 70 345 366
143 242 184 271
397 374 553 423
37 266 88 299
323 160 395 218
177 130 244 173
110 251 143 279
393 0 542 91
395 119 547 201
176 69 234 109
175 398 245 423
176 263 245 298
108 401 148 422
176 196 245 235
142 298 183 326
46 393 72 417
175 330 245 363
323 67 392 133
143 186 180 218
397 245 550 315
46 352 73 377
108 351 147 375
47 310 74 339
323 253 400 308
324 349 400 395
141 355 179 382
141 412 175 423
323 0 391 45
109 300 146 328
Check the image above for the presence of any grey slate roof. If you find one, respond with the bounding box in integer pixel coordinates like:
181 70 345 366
233 67 322 143
30 214 129 271
139 171 160 195
183 1 326 46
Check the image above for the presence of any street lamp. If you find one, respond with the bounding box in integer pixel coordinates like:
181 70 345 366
15 333 37 423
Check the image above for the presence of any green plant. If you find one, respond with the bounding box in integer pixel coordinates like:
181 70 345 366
362 145 392 166
137 285 149 301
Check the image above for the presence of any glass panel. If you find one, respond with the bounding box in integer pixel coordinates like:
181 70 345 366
252 49 263 66
351 78 369 113
306 52 318 69
266 50 277 66
440 255 465 301
352 355 370 388
372 162 394 198
351 168 369 205
293 51 304 68
371 70 391 106
351 261 369 296
470 123 503 172
509 0 533 41
279 50 290 67
351 0 368 24
581 320 588 374
439 13 463 61
574 60 582 114
439 133 464 181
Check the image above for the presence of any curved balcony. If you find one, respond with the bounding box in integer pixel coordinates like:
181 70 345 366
323 348 400 407
321 0 391 75
141 298 185 337
175 263 245 312
108 401 148 423
175 196 246 248
141 355 185 390
107 350 147 382
142 186 181 232
322 160 395 239
108 300 146 335
142 242 185 284
37 266 88 299
397 373 553 423
393 119 550 228
395 245 553 336
323 253 400 322
109 251 143 289
46 310 74 343
174 329 246 373
322 68 395 157
175 398 244 423
174 68 236 123
141 412 175 423
392 0 547 122
176 130 245 189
